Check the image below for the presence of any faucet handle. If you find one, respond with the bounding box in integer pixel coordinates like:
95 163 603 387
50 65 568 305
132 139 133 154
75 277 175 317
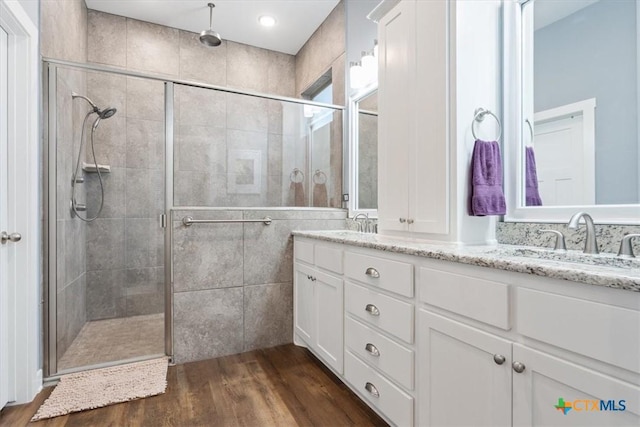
618 234 640 258
538 229 567 251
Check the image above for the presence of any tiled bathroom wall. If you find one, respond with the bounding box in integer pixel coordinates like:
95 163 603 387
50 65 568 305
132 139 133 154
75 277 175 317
41 0 89 359
171 209 346 364
83 74 165 320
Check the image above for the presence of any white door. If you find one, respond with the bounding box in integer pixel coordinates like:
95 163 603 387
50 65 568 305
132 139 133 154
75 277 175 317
0 24 10 410
418 310 512 427
533 99 596 206
513 344 640 426
0 0 40 405
313 270 343 373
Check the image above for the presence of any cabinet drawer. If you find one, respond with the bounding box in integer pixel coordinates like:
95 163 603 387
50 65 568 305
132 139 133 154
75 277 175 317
345 281 414 344
315 244 343 274
517 288 640 374
418 267 510 330
345 317 414 390
345 351 414 427
294 240 314 264
345 252 414 298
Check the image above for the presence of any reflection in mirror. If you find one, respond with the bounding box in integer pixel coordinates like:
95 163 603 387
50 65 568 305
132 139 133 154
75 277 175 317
350 87 378 212
358 90 378 209
522 0 639 207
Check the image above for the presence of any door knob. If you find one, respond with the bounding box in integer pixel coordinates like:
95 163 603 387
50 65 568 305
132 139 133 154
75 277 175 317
1 232 22 244
399 218 406 223
407 219 414 224
493 354 506 365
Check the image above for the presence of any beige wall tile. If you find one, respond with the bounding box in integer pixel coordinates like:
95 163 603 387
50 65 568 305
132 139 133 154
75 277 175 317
179 31 227 86
226 41 270 92
87 11 127 67
41 0 88 62
126 18 180 76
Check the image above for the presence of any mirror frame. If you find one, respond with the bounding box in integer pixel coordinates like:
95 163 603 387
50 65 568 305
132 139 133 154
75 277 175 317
503 0 640 224
348 83 378 218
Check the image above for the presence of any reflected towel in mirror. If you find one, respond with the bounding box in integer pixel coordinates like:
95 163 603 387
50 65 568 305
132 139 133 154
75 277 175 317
525 146 543 206
469 139 506 216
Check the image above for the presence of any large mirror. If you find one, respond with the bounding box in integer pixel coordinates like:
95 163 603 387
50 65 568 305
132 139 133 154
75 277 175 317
352 88 378 211
505 0 640 222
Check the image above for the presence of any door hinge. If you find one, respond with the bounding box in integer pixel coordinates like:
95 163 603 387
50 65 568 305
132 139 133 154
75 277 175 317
160 214 167 228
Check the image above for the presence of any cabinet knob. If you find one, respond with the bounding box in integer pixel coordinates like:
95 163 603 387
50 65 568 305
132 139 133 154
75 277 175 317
407 219 414 224
512 361 526 373
364 382 380 398
399 218 407 223
365 267 380 278
493 354 506 365
365 303 380 316
365 343 381 357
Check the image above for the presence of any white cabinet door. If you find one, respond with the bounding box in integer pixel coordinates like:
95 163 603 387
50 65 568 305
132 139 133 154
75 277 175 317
410 0 449 235
294 264 315 346
314 269 344 373
418 310 512 427
294 261 344 373
377 0 415 232
513 344 640 427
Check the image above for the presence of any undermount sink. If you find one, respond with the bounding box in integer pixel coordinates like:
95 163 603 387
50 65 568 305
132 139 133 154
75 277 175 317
496 247 640 269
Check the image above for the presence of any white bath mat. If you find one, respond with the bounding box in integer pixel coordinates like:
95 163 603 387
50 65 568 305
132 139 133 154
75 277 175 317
31 357 169 421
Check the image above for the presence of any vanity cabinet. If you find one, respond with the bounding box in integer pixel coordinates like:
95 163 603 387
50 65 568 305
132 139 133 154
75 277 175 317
293 242 344 373
418 310 512 426
293 236 640 426
377 0 449 236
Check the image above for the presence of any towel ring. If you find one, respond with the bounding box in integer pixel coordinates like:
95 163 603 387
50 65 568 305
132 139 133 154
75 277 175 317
313 169 327 185
525 118 534 145
289 168 304 183
471 108 502 142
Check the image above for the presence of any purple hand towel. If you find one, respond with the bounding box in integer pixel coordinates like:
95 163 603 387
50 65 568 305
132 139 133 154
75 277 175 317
525 146 543 206
470 139 506 216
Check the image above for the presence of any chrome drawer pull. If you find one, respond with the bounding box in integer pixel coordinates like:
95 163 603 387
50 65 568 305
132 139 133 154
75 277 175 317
365 267 380 278
365 382 380 398
365 343 380 357
365 304 380 316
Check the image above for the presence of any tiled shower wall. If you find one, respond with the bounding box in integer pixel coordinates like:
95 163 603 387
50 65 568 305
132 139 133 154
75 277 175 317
171 209 346 364
83 74 165 320
41 0 89 360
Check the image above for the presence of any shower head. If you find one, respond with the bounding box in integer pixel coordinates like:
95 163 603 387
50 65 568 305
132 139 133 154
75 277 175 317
200 3 222 47
99 107 117 120
73 92 117 120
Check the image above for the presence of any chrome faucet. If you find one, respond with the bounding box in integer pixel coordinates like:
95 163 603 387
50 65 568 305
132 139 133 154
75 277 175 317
618 234 640 258
567 212 599 254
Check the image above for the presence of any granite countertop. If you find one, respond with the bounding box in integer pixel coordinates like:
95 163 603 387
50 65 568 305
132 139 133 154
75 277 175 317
292 230 640 292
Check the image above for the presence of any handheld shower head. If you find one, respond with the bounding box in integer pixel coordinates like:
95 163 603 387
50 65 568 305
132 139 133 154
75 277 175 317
73 92 117 122
99 107 117 120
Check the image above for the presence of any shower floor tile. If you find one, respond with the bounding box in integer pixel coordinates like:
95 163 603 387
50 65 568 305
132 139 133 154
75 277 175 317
57 313 164 372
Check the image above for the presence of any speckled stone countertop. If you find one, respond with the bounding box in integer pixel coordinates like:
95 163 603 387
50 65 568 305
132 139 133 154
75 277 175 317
292 230 640 292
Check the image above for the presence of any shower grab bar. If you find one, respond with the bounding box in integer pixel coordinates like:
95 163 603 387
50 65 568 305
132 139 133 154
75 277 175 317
182 216 272 226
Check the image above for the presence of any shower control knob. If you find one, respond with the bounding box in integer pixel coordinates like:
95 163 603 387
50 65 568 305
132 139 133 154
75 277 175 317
1 231 22 244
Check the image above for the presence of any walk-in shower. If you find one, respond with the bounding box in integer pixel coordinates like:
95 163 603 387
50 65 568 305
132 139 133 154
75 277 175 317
70 93 116 222
44 58 344 378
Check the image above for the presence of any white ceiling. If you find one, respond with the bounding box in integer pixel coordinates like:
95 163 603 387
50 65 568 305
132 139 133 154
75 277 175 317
84 0 341 55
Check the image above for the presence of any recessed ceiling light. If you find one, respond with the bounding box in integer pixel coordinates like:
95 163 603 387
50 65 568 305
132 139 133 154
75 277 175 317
259 15 276 27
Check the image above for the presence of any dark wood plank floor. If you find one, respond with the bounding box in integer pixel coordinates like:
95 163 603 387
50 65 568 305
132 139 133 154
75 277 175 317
0 344 388 427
